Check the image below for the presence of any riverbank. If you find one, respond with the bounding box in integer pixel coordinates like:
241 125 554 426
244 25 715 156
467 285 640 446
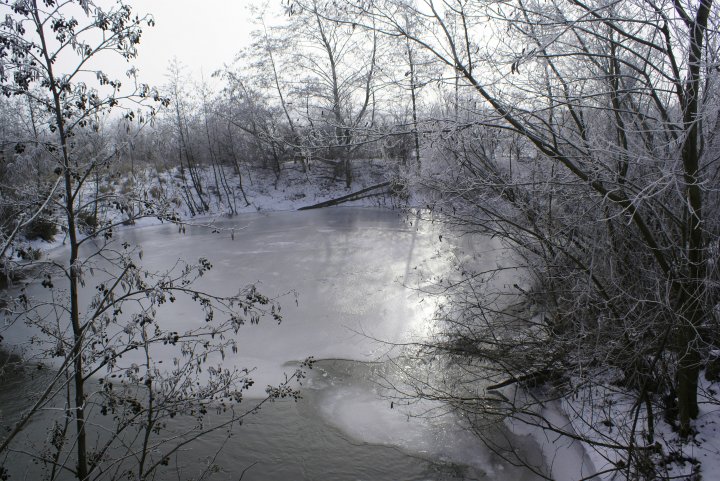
12 160 404 258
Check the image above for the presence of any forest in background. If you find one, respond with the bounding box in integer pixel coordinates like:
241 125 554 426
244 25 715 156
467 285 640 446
1 0 720 479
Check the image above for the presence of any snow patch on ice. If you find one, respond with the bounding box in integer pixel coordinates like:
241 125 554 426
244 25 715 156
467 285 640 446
318 383 499 476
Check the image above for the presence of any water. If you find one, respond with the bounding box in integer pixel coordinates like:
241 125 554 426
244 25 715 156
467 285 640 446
0 208 541 480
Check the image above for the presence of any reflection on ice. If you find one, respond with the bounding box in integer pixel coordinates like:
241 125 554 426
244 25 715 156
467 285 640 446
104 208 452 394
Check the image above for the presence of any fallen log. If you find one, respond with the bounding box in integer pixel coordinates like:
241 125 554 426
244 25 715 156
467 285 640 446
297 181 392 210
486 369 555 391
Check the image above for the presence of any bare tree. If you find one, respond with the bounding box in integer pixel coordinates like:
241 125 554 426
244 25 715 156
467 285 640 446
165 58 208 215
0 2 307 479
268 0 381 187
311 0 720 476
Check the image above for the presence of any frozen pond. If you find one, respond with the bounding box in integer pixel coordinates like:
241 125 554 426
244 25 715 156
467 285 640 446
1 207 542 480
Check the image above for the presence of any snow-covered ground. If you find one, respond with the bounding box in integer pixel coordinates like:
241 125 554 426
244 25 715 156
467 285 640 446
566 374 720 480
498 369 720 480
154 159 403 217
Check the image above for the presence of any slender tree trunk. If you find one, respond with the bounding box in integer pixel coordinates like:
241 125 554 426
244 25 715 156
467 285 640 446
200 76 235 212
407 40 421 172
344 157 352 188
173 83 208 212
676 0 711 436
227 126 251 206
33 2 88 477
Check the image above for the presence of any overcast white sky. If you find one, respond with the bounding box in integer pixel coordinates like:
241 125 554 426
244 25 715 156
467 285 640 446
124 1 259 86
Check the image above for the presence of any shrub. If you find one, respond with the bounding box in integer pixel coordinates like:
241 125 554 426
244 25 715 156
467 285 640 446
24 217 57 242
148 185 163 199
77 210 98 233
17 246 42 261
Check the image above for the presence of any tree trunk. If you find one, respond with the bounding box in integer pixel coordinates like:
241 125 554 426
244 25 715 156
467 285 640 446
33 3 89 477
677 345 701 436
344 158 352 188
675 0 712 435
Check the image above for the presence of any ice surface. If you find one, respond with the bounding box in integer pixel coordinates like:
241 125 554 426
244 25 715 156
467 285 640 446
10 209 456 389
318 383 497 473
7 207 548 479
